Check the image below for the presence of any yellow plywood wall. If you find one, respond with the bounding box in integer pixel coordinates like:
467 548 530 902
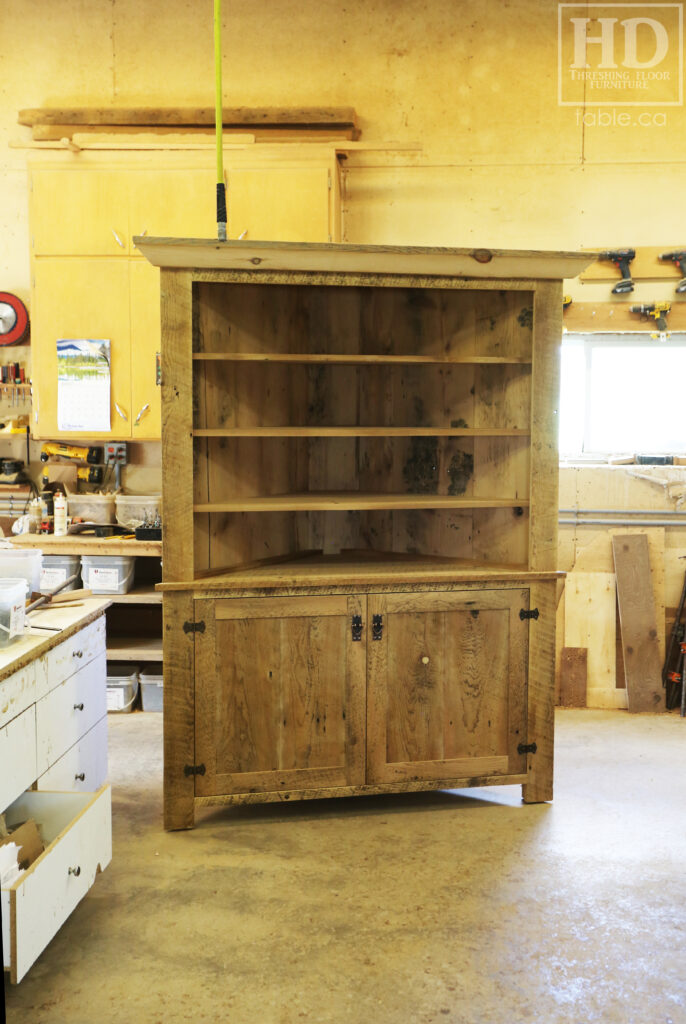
2 0 686 308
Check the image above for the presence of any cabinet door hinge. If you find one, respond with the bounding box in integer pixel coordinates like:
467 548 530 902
372 614 383 640
351 614 363 641
183 620 206 634
184 763 206 777
517 742 537 755
519 608 539 621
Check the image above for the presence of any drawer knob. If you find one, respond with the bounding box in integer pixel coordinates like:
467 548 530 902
73 702 84 711
72 650 83 658
68 866 81 877
75 772 86 781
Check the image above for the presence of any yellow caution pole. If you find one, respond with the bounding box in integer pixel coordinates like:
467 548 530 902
214 0 227 240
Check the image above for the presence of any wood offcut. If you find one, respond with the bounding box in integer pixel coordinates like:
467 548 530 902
612 534 664 713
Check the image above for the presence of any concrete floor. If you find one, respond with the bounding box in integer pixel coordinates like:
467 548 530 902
5 710 686 1024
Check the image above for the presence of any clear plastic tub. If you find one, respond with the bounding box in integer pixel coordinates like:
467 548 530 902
115 494 161 530
67 492 116 524
0 548 42 595
40 554 81 595
81 555 135 595
0 578 28 648
106 663 140 714
140 665 163 712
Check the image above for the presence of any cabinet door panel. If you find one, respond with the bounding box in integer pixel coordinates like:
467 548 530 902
32 259 131 439
367 589 528 784
195 595 365 795
227 168 334 242
129 261 161 439
31 169 129 256
129 170 215 253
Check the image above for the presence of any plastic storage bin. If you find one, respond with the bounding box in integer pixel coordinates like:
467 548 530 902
115 494 161 529
0 547 42 595
0 578 28 649
140 665 163 712
67 492 116 524
81 554 135 595
106 663 140 713
40 553 81 595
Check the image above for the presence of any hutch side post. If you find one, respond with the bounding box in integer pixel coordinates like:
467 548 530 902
160 268 195 582
523 279 563 803
163 590 196 830
160 268 197 828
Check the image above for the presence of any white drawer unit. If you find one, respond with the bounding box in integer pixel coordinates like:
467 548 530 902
36 651 107 775
1 786 112 984
0 707 37 811
0 663 38 731
37 716 108 793
42 616 106 696
0 601 111 983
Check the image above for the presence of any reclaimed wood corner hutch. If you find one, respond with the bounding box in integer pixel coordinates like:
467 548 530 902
135 238 591 830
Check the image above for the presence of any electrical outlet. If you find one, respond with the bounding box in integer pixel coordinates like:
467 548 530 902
104 442 127 466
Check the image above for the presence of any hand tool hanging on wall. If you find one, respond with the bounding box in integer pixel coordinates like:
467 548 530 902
629 302 671 332
598 249 636 293
659 250 686 294
40 442 102 465
214 0 227 241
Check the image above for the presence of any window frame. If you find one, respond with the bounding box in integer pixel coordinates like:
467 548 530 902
560 331 686 457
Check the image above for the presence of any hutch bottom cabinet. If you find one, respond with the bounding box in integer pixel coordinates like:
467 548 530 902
136 238 592 830
162 571 557 830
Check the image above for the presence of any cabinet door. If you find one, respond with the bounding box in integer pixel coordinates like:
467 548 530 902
31 169 129 256
129 261 161 439
128 169 215 253
32 259 132 439
367 589 529 785
194 595 366 796
227 167 336 242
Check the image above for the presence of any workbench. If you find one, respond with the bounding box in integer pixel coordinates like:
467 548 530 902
10 534 164 663
0 598 112 983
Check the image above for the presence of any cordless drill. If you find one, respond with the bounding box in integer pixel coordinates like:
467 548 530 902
630 302 671 331
598 248 636 293
659 250 686 293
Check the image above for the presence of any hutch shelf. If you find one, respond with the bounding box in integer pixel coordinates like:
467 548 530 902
136 237 591 830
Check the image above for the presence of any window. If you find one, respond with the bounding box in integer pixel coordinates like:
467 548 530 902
559 334 686 456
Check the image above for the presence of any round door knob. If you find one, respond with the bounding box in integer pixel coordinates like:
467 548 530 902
421 656 430 665
73 702 84 711
68 866 81 877
75 772 86 781
72 650 83 658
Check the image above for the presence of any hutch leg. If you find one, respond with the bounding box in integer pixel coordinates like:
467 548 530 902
163 592 197 830
522 581 556 803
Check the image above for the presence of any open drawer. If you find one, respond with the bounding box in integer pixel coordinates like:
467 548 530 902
1 785 111 983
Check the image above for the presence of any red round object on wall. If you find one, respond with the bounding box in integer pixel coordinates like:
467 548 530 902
0 292 29 345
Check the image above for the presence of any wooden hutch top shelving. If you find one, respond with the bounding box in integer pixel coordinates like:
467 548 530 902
135 237 593 591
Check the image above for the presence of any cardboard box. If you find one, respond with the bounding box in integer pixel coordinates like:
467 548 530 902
0 819 44 871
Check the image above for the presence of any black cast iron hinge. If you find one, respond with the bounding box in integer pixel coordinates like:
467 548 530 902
519 608 539 621
183 620 206 634
184 764 206 777
517 742 537 755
